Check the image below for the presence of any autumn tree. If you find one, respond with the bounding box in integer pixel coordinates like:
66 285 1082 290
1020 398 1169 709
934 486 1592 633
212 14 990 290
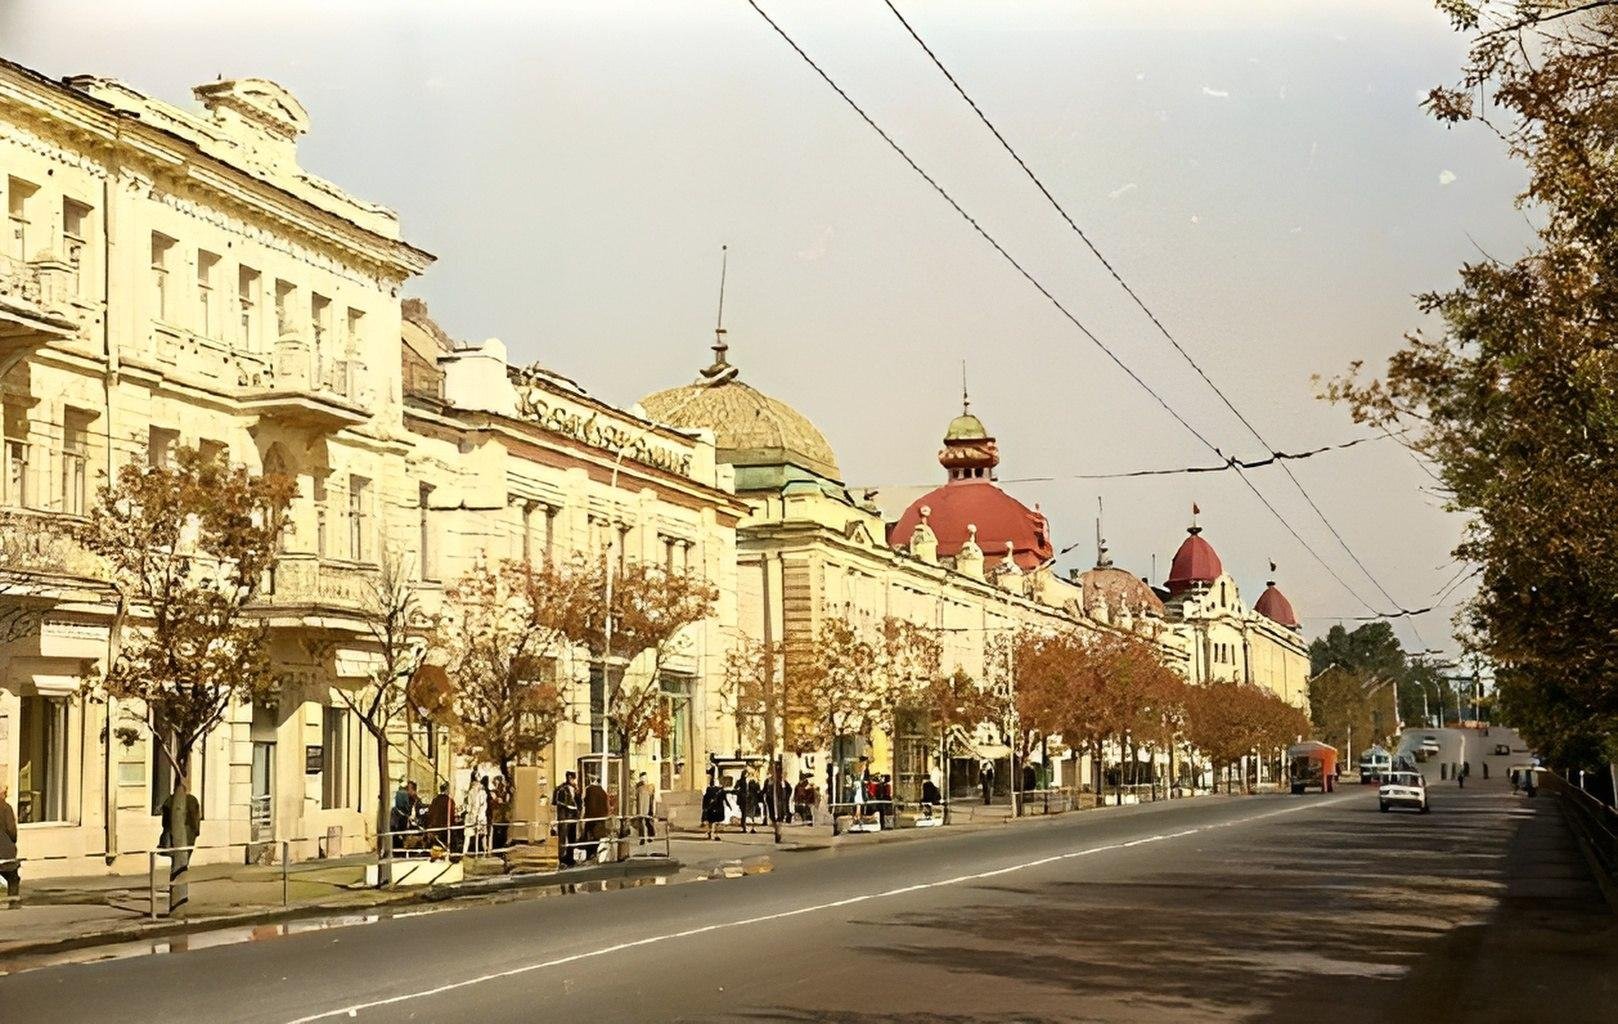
722 636 781 754
83 445 293 792
333 547 432 851
439 557 584 781
1324 1 1618 770
919 667 1002 815
569 556 717 826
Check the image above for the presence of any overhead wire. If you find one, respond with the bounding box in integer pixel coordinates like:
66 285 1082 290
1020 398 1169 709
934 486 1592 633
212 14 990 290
877 0 1426 639
743 0 1391 618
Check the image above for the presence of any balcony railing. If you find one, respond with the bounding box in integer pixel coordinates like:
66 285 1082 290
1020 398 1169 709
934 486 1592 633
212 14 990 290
0 253 79 351
259 554 378 617
237 333 369 430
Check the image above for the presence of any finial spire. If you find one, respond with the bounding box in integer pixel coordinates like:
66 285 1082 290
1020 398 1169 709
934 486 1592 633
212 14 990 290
1096 495 1111 567
1188 501 1202 535
702 244 731 379
961 360 970 416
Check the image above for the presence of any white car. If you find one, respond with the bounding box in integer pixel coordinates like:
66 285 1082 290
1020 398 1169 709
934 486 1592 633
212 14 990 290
1420 736 1441 755
1380 771 1429 813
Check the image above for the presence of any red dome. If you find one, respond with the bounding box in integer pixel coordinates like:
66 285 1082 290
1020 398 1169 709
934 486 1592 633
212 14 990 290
1255 582 1299 629
1166 526 1222 593
891 480 1053 570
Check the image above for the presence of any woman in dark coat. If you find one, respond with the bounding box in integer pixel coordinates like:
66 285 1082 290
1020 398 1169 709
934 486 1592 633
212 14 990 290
702 774 727 840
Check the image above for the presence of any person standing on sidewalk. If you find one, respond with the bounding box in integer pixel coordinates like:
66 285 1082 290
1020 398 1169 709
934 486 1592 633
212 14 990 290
701 773 726 840
552 771 580 863
159 779 202 917
980 762 995 806
1 782 20 899
633 772 657 840
461 775 489 857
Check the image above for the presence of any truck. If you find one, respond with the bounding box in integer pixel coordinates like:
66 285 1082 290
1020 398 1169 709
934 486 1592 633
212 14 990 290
1288 741 1339 795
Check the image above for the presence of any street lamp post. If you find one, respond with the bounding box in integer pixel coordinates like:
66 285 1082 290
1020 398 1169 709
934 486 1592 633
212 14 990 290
598 364 737 833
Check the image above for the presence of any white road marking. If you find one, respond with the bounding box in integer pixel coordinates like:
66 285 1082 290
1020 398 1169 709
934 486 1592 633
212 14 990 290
285 795 1349 1023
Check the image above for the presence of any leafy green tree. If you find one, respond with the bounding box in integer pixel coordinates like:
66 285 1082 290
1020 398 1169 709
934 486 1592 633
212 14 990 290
1325 1 1618 769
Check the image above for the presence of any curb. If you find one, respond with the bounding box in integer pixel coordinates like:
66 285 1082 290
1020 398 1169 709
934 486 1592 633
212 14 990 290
0 857 682 963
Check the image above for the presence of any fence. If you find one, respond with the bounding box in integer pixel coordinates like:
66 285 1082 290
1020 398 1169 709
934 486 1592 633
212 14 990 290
1545 770 1618 890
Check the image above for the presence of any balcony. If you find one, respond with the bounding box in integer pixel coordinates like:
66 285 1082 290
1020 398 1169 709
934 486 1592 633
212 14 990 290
255 554 378 627
237 332 369 431
0 254 79 357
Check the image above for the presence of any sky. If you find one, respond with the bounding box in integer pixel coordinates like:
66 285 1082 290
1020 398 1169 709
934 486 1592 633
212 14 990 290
0 0 1532 658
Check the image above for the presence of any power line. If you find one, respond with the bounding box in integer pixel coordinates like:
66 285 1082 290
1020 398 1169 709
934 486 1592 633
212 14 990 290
744 0 1391 618
1005 433 1392 483
879 0 1423 638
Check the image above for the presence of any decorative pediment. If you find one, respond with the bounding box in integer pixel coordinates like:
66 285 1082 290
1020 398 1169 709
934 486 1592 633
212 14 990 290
843 518 878 548
194 78 310 142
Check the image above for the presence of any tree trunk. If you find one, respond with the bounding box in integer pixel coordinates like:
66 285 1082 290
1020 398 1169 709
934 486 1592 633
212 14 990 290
375 731 392 858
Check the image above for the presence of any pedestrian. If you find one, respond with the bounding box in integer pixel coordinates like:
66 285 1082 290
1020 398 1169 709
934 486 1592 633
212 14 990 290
581 778 610 862
793 775 813 824
980 761 995 806
701 772 726 840
461 775 489 857
777 776 792 824
1 782 20 899
1482 761 1489 781
390 780 414 851
877 774 894 830
1510 769 1520 793
734 769 753 834
633 772 657 840
159 779 202 916
426 782 456 853
490 776 511 852
1458 765 1466 789
552 771 581 863
746 774 764 827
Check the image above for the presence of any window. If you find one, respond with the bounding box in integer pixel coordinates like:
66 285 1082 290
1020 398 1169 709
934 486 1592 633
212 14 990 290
238 266 261 351
348 474 372 561
147 426 178 470
419 482 437 581
61 198 90 293
274 279 294 338
3 404 29 508
150 233 175 322
62 408 91 515
310 293 330 348
7 177 36 260
197 438 228 466
18 694 69 824
345 307 364 356
313 477 329 558
322 706 349 810
196 250 220 338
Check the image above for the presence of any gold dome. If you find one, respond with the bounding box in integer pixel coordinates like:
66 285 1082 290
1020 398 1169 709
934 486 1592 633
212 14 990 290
641 376 842 482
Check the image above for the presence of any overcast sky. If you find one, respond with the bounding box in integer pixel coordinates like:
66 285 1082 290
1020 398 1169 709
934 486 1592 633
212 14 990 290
2 0 1530 657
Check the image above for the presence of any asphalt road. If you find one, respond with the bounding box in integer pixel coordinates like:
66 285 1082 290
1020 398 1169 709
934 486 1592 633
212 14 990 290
4 734 1615 1024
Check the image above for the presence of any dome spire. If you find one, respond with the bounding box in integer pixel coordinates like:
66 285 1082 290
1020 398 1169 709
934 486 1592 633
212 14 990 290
1095 495 1112 568
961 359 970 417
701 244 732 380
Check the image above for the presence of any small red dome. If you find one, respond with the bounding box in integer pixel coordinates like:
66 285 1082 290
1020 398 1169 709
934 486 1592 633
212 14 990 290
891 481 1053 570
1166 525 1222 593
1255 582 1299 628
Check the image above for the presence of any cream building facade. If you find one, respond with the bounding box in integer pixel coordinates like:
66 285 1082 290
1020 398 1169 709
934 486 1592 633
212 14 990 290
0 63 742 876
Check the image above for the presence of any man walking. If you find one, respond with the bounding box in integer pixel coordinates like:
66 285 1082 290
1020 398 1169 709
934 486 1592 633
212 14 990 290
980 761 995 805
552 771 580 864
633 772 657 840
1 782 20 899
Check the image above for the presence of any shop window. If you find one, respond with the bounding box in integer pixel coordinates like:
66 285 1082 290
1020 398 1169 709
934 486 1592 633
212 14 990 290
18 694 69 824
322 705 349 810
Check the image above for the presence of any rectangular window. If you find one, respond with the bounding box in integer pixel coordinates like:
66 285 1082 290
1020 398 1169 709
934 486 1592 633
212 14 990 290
18 694 69 824
345 307 364 355
419 482 437 581
322 706 349 810
238 266 261 351
61 198 90 293
196 250 220 338
313 476 329 559
7 177 36 261
310 292 330 348
147 426 178 470
62 408 92 516
273 279 294 338
150 233 175 322
3 404 29 509
348 474 371 561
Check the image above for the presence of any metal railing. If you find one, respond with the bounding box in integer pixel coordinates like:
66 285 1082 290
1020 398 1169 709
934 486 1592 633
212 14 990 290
1545 770 1618 884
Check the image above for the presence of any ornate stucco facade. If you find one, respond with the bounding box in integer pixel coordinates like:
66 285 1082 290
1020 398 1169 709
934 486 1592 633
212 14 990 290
0 64 742 876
